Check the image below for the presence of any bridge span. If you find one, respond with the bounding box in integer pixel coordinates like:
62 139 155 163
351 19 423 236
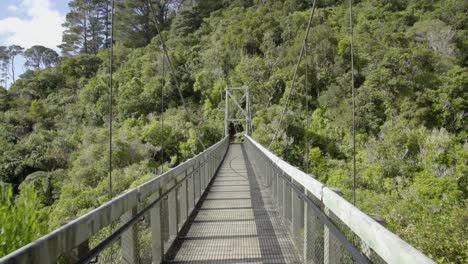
166 144 301 263
0 136 434 264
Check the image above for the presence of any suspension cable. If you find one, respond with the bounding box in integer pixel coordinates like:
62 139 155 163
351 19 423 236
108 0 115 263
349 0 357 205
149 4 206 150
269 0 317 148
108 0 114 202
305 41 309 174
160 44 165 174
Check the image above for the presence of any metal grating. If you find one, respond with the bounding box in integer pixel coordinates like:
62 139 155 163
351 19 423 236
165 144 301 263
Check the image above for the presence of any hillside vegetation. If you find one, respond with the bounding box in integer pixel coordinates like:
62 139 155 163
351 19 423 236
0 0 467 262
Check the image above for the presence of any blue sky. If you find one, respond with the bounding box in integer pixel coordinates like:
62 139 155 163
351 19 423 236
0 0 70 85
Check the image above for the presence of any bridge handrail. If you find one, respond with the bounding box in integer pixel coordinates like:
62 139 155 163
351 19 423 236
244 135 434 264
0 137 229 264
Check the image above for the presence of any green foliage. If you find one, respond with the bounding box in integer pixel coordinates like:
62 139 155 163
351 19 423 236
60 0 110 55
8 68 65 102
0 87 8 111
23 45 60 69
0 0 466 262
0 183 48 257
61 54 103 80
170 10 202 38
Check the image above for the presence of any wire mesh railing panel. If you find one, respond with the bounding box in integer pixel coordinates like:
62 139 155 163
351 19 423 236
283 179 292 230
136 219 152 264
120 207 139 263
304 202 324 264
291 188 304 252
88 224 121 263
324 207 369 264
244 136 436 264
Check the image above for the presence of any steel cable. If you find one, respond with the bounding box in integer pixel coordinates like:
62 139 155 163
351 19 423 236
149 4 206 150
305 41 310 174
349 0 357 205
160 43 165 174
269 0 318 148
108 0 115 262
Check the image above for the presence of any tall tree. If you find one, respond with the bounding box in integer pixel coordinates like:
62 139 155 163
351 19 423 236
115 0 156 47
115 0 181 48
0 46 8 87
8 45 24 82
60 0 110 55
24 46 60 69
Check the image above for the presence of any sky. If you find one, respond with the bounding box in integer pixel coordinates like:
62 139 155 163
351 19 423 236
0 0 69 86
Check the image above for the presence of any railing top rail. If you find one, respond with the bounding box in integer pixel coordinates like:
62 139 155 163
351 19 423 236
244 135 435 264
0 137 229 264
138 136 229 200
245 135 324 198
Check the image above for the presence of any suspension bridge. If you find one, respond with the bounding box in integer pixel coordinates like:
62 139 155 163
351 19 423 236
0 0 439 263
0 132 435 264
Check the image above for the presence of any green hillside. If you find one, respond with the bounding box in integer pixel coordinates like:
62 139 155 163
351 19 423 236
0 0 466 262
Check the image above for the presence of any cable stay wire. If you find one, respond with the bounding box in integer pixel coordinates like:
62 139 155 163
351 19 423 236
149 5 206 150
160 43 165 174
268 0 318 148
108 0 115 262
108 0 115 202
305 41 310 174
349 0 357 205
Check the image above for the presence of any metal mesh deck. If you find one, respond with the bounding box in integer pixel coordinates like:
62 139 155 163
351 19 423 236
165 144 301 263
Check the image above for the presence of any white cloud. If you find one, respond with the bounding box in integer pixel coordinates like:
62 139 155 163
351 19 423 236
0 0 65 50
7 5 18 12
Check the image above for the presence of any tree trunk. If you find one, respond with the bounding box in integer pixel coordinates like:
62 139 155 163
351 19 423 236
83 12 88 53
105 0 110 48
11 57 15 82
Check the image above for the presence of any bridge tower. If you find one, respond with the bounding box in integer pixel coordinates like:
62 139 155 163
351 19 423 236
224 86 251 137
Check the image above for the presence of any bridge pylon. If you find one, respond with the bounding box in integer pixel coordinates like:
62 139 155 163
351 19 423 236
224 86 251 137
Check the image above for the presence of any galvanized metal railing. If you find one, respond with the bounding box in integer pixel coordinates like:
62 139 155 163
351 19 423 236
244 135 435 264
0 137 229 264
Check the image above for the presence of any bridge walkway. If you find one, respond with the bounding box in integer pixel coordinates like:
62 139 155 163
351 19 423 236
165 144 301 263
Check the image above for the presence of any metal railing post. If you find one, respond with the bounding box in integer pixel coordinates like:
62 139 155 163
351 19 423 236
195 160 201 202
199 160 205 195
187 168 195 212
272 168 277 198
211 153 214 178
267 161 272 190
203 155 208 188
168 190 178 242
121 207 139 264
283 179 292 228
207 154 211 181
150 202 164 263
179 180 188 230
291 183 304 247
278 173 284 215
